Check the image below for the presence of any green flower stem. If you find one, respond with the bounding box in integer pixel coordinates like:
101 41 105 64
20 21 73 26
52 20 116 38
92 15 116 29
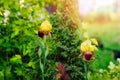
42 36 47 80
42 52 45 80
84 61 88 80
41 64 44 80
43 35 47 67
38 36 47 80
42 46 46 80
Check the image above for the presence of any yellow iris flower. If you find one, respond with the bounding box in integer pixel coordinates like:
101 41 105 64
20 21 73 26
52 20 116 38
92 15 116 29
80 39 98 52
40 20 52 35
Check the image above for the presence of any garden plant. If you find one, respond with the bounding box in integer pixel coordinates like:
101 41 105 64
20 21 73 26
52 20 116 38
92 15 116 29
0 0 120 80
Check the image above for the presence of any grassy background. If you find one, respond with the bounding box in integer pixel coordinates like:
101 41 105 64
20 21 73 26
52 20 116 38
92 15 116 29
86 22 120 69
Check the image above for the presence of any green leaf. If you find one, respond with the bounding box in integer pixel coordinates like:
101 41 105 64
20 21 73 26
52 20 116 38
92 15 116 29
14 68 23 76
38 47 42 57
27 61 35 69
11 27 19 38
10 55 22 65
4 66 13 79
40 62 44 73
45 47 49 58
0 71 4 80
0 11 3 16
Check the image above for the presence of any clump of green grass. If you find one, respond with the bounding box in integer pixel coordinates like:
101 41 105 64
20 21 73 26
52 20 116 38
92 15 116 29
90 49 115 69
87 22 120 69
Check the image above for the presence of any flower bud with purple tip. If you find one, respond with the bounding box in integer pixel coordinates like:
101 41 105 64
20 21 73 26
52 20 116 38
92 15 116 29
84 52 94 61
38 30 44 38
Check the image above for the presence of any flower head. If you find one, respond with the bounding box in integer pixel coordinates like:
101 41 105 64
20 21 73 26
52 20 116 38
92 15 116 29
40 20 52 35
80 39 98 62
80 39 98 53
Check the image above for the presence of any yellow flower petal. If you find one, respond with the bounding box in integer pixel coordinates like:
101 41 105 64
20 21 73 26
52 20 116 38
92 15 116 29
91 38 98 46
81 40 91 52
80 39 98 52
40 20 52 35
91 45 98 51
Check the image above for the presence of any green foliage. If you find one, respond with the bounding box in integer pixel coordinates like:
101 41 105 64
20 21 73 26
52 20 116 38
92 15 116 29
0 0 49 79
90 50 115 69
0 71 4 80
48 14 84 79
89 59 120 80
10 55 22 65
87 23 120 70
0 0 85 80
